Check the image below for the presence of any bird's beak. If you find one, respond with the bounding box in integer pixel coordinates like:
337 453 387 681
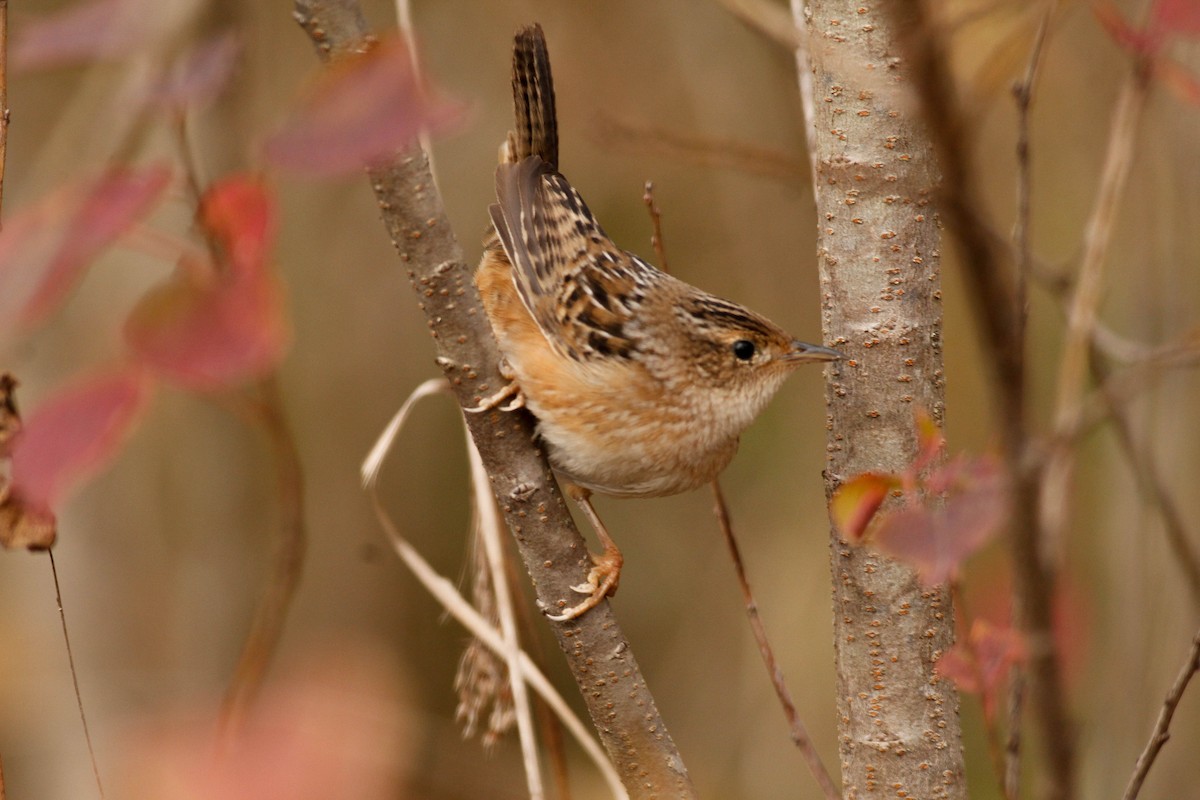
784 340 841 363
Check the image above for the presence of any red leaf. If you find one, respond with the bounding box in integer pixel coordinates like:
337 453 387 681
1094 1 1164 54
0 165 173 329
263 36 465 176
872 456 1008 586
9 367 152 511
144 32 240 111
13 0 169 70
125 177 289 390
199 175 275 276
937 620 1026 721
1153 0 1200 38
830 472 896 541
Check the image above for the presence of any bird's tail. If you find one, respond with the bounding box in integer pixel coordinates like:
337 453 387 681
508 24 558 169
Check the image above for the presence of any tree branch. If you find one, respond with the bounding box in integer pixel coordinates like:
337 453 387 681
799 2 966 796
290 2 695 795
880 5 1075 797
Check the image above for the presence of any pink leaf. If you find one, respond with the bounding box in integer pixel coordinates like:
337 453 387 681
125 176 289 390
0 165 174 330
1153 0 1200 38
1156 58 1200 106
1094 1 1165 55
14 0 160 70
263 36 465 176
937 620 1026 721
872 456 1008 586
144 32 240 111
830 472 897 541
9 367 152 511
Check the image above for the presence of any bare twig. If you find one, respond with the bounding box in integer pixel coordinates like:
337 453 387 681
1004 671 1025 800
219 376 308 732
1122 627 1200 800
642 181 668 271
167 115 311 731
1006 13 1052 794
0 0 9 222
293 4 695 794
1094 357 1200 610
48 552 105 800
882 5 1073 796
1011 9 1051 354
1043 60 1151 553
710 481 840 800
592 114 808 183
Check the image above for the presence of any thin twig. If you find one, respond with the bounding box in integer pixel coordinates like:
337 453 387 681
219 376 308 732
1006 13 1051 794
642 181 668 272
0 0 9 223
788 0 819 185
1004 670 1025 800
1096 351 1200 610
709 481 840 800
1011 8 1051 356
468 436 544 799
1043 59 1151 552
592 114 808 183
1122 627 1200 800
48 551 105 800
362 377 627 800
882 5 1073 796
168 114 310 730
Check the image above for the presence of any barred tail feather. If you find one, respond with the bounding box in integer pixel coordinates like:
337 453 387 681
511 24 558 168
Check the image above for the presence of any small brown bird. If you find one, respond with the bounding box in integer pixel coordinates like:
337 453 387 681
473 24 838 620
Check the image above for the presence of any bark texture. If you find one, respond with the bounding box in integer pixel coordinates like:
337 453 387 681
802 2 966 797
292 2 696 795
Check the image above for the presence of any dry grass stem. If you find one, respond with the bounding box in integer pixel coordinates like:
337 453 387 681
362 378 628 800
49 551 105 799
467 435 544 799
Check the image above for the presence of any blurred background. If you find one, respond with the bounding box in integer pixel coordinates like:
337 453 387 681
1 0 1198 797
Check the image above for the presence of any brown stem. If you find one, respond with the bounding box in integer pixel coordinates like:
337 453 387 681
710 481 840 800
0 0 8 224
1122 627 1200 800
218 377 308 732
291 3 695 794
1006 14 1052 796
642 181 668 272
881 4 1074 797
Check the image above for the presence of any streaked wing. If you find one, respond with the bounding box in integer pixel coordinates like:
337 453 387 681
491 156 657 361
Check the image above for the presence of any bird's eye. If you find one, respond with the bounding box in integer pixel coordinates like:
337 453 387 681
732 339 756 361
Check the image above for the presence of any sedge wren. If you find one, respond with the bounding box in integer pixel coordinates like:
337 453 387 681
473 24 839 620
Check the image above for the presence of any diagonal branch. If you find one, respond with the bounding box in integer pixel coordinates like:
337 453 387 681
291 2 695 795
1122 627 1200 800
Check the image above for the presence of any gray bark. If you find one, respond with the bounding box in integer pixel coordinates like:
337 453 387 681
800 2 967 796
